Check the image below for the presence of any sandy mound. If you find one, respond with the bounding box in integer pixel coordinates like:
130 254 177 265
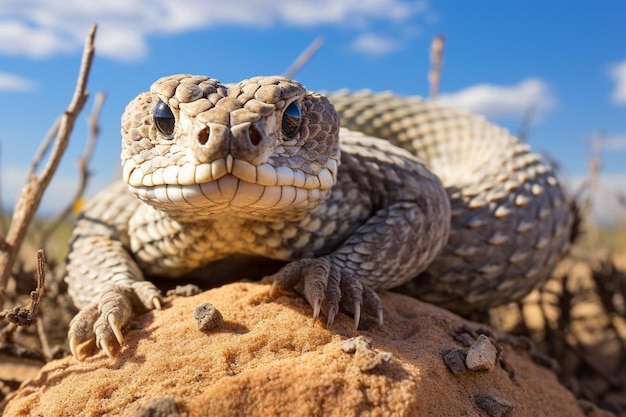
3 282 594 416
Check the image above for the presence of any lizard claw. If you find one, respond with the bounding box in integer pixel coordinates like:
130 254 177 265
68 304 99 360
312 298 322 323
353 302 361 330
268 256 383 328
100 338 115 359
69 334 80 359
269 280 282 298
326 305 338 327
107 314 125 346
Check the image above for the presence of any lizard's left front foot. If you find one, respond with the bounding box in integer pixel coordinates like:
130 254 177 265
268 257 383 329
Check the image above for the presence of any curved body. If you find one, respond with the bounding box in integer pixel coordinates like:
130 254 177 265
65 75 572 358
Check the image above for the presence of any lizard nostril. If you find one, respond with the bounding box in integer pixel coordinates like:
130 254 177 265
198 127 209 145
249 124 262 146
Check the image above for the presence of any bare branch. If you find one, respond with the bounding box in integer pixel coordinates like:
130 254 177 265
586 131 603 245
0 249 46 326
428 34 445 101
283 36 325 79
36 317 52 360
38 91 106 247
517 103 537 143
0 24 97 288
26 118 61 180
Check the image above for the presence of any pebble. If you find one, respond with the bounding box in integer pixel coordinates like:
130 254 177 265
466 334 498 371
132 396 180 417
475 393 513 417
194 303 223 331
442 348 468 375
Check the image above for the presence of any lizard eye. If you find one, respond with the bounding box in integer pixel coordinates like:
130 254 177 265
281 101 301 138
154 100 176 139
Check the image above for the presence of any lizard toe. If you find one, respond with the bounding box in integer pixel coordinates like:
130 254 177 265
93 315 123 359
336 271 383 328
99 337 116 359
337 271 364 329
362 284 384 327
92 286 134 356
268 259 314 296
68 304 99 360
131 281 163 310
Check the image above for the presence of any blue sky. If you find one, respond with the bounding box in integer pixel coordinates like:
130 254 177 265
1 1 625 222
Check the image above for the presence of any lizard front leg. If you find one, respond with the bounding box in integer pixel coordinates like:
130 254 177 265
270 133 451 328
66 183 162 359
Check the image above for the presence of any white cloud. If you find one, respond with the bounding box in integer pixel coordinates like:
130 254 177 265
0 20 74 58
0 0 427 61
609 60 626 105
351 33 400 55
439 78 556 120
0 72 37 92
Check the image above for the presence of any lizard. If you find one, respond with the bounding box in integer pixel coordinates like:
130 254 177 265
65 74 573 359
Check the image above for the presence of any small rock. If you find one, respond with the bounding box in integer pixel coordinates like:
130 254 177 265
167 284 202 297
133 396 181 417
340 336 371 353
475 394 513 417
194 303 223 331
341 336 391 372
442 348 468 375
466 334 498 371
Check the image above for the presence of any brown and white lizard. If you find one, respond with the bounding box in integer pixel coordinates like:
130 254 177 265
66 74 573 359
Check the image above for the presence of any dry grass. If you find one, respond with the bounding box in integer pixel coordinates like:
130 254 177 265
487 228 626 415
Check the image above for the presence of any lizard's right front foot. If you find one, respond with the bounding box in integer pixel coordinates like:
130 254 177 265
68 282 162 360
268 256 384 329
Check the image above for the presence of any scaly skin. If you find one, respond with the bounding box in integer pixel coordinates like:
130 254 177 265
66 75 572 359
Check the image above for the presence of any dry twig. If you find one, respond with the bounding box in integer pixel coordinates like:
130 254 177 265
0 249 45 327
0 24 97 288
36 316 52 360
0 250 47 361
283 36 325 79
26 118 61 180
428 34 445 101
585 132 604 246
517 103 536 143
38 91 106 247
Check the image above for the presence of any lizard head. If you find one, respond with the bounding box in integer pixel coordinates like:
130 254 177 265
121 74 340 221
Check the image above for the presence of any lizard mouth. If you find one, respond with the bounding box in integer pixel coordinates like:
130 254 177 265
123 155 336 190
123 156 337 218
131 177 319 211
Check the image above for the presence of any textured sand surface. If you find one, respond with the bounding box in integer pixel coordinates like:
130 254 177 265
3 282 589 417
